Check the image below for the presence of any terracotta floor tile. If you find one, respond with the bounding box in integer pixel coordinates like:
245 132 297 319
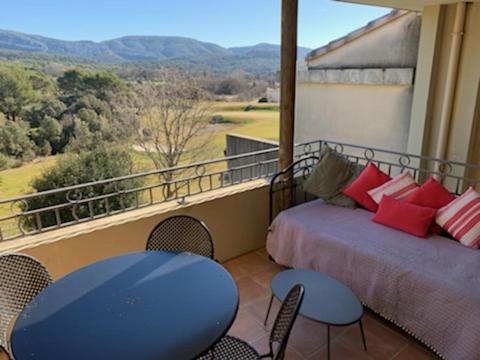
251 335 304 360
307 339 372 360
338 314 408 359
288 316 330 358
227 308 268 344
392 343 440 360
252 265 284 290
236 276 270 307
222 258 247 281
255 247 270 260
243 294 281 328
223 250 438 360
236 251 281 277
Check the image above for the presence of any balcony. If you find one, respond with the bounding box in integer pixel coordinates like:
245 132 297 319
2 0 480 358
0 140 445 360
3 137 478 359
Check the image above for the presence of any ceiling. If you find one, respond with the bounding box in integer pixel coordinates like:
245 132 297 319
337 0 477 11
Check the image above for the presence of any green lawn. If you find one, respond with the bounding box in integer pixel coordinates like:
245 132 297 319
0 101 279 201
0 157 58 200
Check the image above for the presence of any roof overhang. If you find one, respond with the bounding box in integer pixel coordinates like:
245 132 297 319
337 0 477 11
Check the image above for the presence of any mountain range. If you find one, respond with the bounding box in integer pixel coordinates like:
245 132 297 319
0 29 311 74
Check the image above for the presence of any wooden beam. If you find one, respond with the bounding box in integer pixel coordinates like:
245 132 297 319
279 0 298 209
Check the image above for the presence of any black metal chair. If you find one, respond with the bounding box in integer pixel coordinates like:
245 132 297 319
198 284 305 360
146 215 214 259
0 254 52 360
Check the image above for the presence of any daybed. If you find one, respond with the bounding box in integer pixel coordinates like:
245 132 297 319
267 140 480 360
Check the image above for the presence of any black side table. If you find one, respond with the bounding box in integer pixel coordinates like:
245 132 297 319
265 269 367 359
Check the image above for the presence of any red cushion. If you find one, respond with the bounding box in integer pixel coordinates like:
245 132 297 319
405 177 456 208
405 177 456 234
372 195 437 238
342 163 391 212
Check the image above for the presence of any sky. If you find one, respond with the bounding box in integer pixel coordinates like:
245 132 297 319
0 0 391 49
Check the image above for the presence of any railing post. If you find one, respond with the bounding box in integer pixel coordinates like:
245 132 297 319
279 0 298 209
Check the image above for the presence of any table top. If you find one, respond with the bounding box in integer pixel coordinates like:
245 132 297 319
11 251 238 360
271 269 363 326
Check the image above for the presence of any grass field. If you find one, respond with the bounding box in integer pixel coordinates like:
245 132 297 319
0 101 279 201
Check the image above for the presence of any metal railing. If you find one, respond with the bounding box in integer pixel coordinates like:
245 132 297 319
2 138 480 242
269 139 480 222
0 147 281 242
296 139 480 192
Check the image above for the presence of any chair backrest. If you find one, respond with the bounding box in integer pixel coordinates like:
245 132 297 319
269 284 305 360
146 215 214 259
0 254 52 359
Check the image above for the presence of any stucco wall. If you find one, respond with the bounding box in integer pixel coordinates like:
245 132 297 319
307 12 421 69
1 183 270 280
409 3 480 167
295 82 413 152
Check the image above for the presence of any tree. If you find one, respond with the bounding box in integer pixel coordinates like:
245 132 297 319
215 78 244 95
30 116 63 155
58 69 126 100
24 146 142 229
0 65 37 121
0 117 35 161
128 70 213 175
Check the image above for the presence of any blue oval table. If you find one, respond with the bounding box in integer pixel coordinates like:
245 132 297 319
264 269 367 360
11 251 238 360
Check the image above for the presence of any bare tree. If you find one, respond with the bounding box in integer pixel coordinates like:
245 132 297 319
126 70 214 194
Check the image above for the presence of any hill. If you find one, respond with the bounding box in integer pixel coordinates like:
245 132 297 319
0 29 310 74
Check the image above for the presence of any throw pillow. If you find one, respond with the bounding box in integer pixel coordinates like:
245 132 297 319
372 195 437 237
405 177 456 234
367 171 419 204
342 162 391 212
326 164 365 208
436 187 480 248
405 176 456 208
303 145 359 206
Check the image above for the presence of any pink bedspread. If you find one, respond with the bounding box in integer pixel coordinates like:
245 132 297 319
267 199 480 360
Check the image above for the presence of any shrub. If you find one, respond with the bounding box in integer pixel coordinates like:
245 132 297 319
0 119 35 162
244 105 255 112
23 147 143 230
258 97 268 103
210 115 225 124
0 153 15 170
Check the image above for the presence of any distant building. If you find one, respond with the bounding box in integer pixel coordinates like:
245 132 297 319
295 10 421 153
266 87 280 103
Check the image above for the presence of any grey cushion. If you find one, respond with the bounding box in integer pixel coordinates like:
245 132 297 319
303 145 363 208
326 164 364 208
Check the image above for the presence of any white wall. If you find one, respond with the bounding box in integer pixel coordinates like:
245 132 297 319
307 12 421 69
295 82 413 152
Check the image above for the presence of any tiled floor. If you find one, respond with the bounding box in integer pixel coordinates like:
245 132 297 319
0 249 440 360
223 248 439 360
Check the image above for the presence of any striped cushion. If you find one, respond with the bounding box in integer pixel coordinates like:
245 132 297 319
367 172 419 205
436 187 480 248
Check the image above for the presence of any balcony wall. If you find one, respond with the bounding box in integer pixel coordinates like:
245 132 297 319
0 181 270 280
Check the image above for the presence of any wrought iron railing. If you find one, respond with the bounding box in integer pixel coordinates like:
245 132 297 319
296 139 480 192
2 139 480 242
269 139 480 222
0 147 280 242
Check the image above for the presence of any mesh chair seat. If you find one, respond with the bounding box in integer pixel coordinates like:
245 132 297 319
146 215 214 259
0 254 52 359
198 336 260 360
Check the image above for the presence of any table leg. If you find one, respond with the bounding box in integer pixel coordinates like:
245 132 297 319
264 294 274 326
327 325 331 360
359 319 367 352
